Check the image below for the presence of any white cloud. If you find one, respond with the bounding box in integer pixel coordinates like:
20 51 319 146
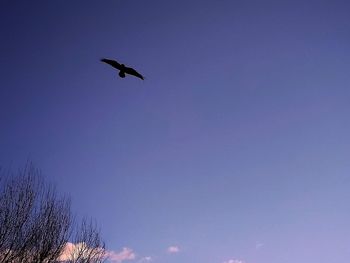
167 246 180 254
106 247 136 263
223 259 245 263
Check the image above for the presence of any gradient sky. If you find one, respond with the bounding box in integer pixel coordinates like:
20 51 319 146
1 1 350 262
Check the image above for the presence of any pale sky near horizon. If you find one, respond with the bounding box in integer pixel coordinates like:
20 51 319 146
1 1 350 262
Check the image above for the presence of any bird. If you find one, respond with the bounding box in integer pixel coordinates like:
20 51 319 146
101 58 144 80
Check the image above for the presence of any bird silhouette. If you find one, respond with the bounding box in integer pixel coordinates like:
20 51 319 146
101 58 144 80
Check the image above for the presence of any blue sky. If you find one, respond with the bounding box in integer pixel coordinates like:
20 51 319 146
1 1 350 262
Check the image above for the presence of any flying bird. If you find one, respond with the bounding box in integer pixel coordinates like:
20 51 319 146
101 58 144 80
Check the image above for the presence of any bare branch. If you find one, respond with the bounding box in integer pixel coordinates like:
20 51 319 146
0 163 106 263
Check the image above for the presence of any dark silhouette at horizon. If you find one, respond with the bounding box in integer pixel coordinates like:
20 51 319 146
101 58 144 80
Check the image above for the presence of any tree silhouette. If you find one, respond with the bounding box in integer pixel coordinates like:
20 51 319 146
59 219 105 263
0 164 106 263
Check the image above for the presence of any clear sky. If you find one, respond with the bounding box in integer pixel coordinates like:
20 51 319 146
1 1 350 262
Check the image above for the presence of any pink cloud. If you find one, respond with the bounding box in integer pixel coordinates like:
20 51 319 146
58 242 76 261
223 259 245 263
167 246 180 254
59 244 135 263
138 256 152 262
106 247 136 263
58 242 104 261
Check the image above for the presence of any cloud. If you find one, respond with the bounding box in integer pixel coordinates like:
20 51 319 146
255 242 264 249
223 260 245 263
167 246 180 254
106 247 136 263
58 242 104 261
138 256 152 262
58 242 76 261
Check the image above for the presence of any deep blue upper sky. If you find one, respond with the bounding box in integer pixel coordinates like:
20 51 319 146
1 1 350 263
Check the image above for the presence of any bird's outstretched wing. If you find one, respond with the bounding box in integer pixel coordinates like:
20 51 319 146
101 58 122 70
125 66 144 80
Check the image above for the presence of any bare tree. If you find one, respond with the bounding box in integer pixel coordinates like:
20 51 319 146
0 164 106 263
61 219 106 263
